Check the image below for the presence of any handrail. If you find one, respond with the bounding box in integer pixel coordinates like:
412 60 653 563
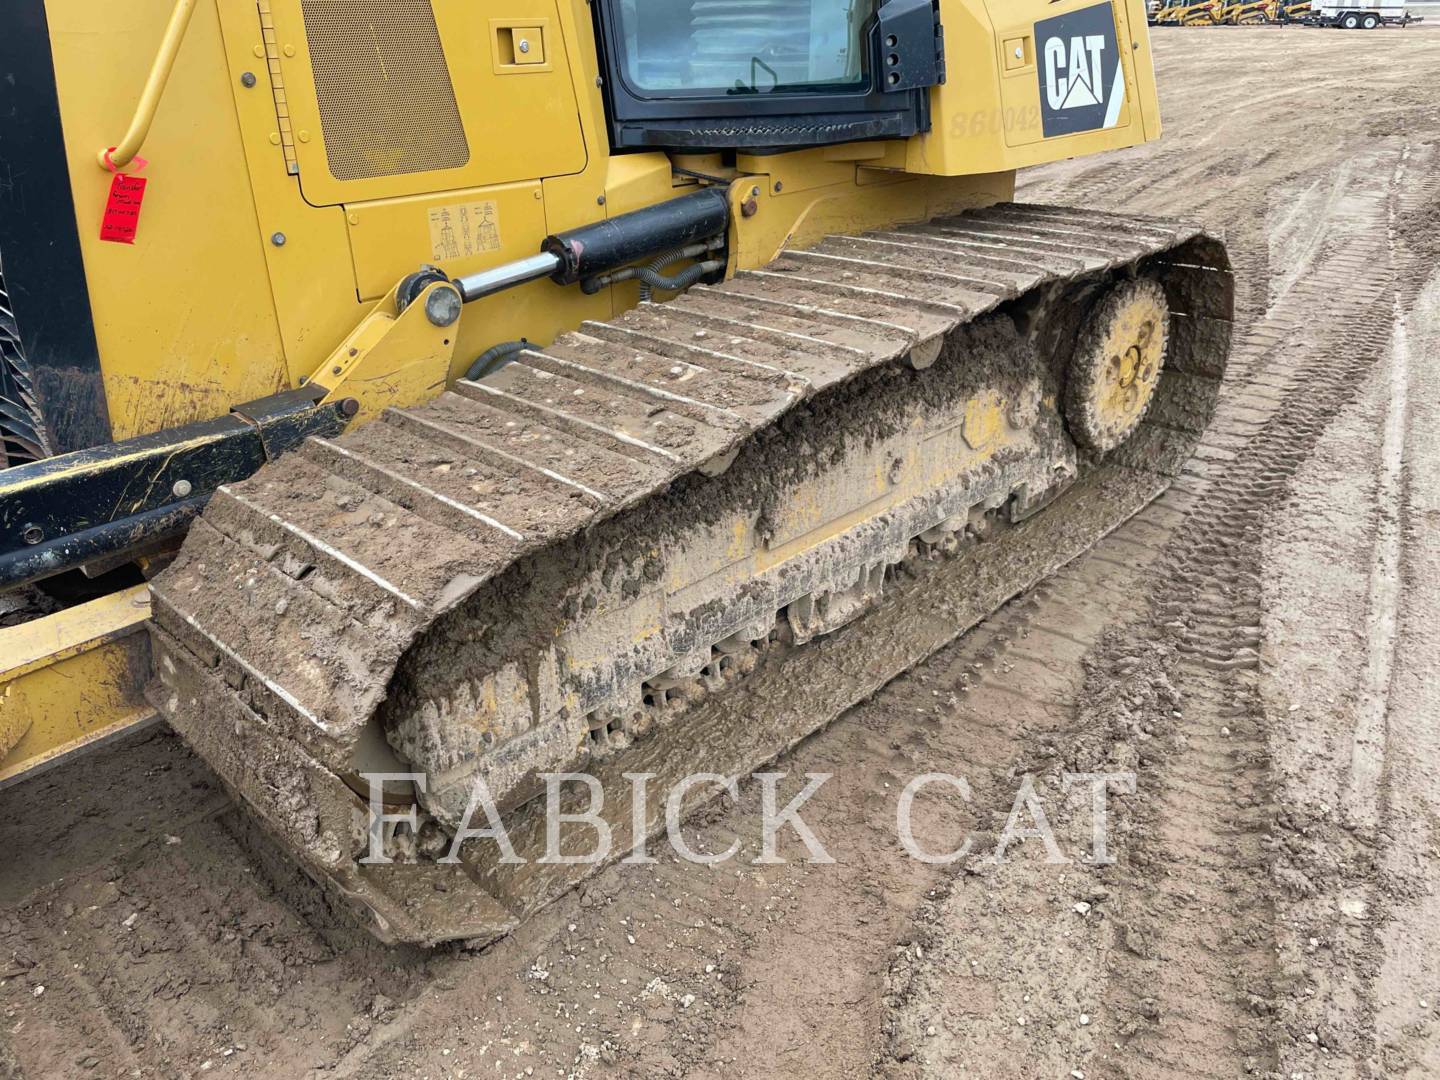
98 0 200 170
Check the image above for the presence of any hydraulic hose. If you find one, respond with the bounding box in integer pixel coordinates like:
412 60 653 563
638 245 694 302
582 239 725 298
465 339 530 382
637 261 723 301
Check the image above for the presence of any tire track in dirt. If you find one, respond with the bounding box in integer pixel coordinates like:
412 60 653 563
870 525 1179 1078
1365 144 1440 1079
0 808 431 1079
1261 141 1440 1079
1096 146 1409 1079
884 135 1426 1078
1345 150 1416 833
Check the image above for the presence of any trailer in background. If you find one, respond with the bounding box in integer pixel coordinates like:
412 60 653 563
1310 0 1421 24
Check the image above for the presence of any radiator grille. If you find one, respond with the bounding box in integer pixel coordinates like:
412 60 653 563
0 252 51 467
300 0 469 181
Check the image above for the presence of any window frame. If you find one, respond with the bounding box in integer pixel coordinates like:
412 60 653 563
591 0 934 152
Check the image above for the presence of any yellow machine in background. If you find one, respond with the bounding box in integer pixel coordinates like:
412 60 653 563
1221 0 1278 21
1 0 1233 941
1221 0 1306 21
1152 0 1184 23
1155 0 1303 24
1169 0 1226 23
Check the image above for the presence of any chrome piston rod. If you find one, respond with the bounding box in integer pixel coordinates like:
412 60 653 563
449 187 733 304
453 252 562 303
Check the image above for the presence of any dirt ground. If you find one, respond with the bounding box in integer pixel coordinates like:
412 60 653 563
5 25 1440 1080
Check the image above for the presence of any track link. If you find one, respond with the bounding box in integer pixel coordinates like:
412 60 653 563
147 203 1233 944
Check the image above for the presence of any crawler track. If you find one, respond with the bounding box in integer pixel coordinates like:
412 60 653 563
147 203 1232 944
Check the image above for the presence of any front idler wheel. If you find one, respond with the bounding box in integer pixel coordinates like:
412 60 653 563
1063 278 1171 454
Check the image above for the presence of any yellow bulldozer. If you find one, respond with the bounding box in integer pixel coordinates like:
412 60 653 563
1154 0 1227 24
1219 0 1310 22
0 0 1232 944
1221 0 1280 21
1157 0 1298 25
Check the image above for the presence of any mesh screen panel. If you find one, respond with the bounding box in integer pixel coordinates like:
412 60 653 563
300 0 469 181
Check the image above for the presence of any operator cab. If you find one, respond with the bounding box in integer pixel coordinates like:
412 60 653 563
592 0 946 150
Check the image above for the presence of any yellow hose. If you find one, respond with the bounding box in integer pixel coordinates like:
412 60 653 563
98 0 200 170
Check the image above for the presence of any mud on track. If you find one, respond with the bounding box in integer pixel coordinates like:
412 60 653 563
5 27 1440 1080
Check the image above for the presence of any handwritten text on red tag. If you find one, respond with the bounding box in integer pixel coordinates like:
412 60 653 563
100 174 148 244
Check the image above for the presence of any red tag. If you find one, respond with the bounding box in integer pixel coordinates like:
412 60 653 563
100 173 148 244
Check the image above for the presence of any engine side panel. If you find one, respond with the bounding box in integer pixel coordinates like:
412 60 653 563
44 0 292 441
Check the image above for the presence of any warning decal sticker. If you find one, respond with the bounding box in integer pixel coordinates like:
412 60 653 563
428 200 502 263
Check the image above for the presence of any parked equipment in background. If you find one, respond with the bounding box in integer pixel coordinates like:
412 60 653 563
1154 0 1226 23
1310 0 1418 21
1221 0 1282 23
